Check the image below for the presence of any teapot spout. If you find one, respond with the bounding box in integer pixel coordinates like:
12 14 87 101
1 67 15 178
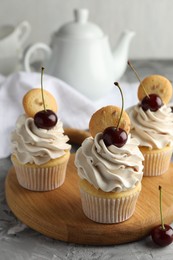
113 30 135 80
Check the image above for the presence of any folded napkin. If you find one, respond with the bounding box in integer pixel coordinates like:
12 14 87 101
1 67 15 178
0 71 138 158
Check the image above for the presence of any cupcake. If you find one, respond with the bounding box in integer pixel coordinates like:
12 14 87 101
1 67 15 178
75 104 144 223
127 74 173 177
11 83 71 191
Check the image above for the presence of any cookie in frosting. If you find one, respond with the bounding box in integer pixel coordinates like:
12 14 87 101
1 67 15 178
23 88 58 118
89 105 131 137
137 75 172 104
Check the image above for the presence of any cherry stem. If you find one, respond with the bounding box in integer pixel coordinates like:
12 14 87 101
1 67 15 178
159 185 165 230
127 60 149 98
41 67 46 111
114 82 124 129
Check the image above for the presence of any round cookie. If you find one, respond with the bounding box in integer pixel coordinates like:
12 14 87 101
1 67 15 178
138 75 172 104
23 88 58 117
89 106 131 137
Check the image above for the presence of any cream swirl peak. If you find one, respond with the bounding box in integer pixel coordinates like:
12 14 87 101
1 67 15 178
127 104 173 149
75 133 144 193
11 114 71 165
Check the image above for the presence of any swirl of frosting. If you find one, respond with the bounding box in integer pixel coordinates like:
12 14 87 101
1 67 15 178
11 114 71 165
75 133 144 192
127 104 173 149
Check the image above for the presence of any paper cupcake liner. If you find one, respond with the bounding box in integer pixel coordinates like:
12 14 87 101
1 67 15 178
141 147 173 177
13 158 69 191
80 188 140 224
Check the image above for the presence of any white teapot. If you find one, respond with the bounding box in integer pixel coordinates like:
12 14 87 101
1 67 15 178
24 9 135 100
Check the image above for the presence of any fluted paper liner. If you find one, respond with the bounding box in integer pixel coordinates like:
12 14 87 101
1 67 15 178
13 158 69 191
80 188 140 224
141 146 173 177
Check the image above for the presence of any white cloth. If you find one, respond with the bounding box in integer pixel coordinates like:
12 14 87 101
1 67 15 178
0 71 138 158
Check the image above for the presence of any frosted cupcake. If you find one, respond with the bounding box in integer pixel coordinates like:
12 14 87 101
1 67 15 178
11 114 71 191
11 69 71 191
127 66 173 176
128 104 173 177
75 84 144 223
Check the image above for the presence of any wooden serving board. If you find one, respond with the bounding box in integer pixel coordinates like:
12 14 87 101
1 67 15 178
4 128 173 245
5 154 173 245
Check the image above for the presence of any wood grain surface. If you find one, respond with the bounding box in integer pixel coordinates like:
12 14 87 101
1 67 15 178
64 128 90 145
5 154 173 245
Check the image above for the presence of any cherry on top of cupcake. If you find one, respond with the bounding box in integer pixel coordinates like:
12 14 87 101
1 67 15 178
138 75 172 111
23 67 58 130
89 82 130 148
128 61 173 112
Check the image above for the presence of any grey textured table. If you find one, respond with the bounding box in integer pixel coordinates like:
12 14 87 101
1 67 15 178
1 60 173 260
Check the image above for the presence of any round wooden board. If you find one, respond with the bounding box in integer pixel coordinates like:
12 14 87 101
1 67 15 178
5 154 173 245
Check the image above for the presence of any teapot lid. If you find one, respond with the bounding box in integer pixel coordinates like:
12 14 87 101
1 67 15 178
55 9 104 39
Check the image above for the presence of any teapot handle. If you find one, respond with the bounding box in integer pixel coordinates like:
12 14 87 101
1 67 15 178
15 21 31 47
24 43 52 72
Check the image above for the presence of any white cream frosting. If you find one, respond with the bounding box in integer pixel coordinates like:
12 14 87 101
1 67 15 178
127 104 173 149
11 114 71 165
75 133 144 192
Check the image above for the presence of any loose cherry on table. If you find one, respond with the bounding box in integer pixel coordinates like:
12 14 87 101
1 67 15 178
34 109 58 130
141 94 163 112
103 126 127 148
151 224 173 247
151 186 173 247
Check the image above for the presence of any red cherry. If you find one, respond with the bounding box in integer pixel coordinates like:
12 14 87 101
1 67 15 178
141 94 163 112
151 224 173 247
151 186 173 247
127 61 163 112
34 109 57 130
102 126 128 148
